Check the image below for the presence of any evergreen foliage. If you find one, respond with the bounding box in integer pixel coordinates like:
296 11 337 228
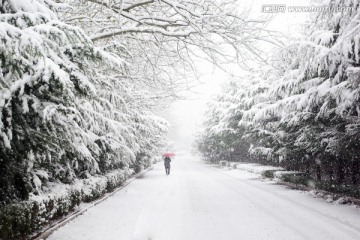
0 0 168 205
197 0 360 185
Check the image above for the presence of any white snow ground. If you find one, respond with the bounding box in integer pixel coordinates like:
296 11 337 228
47 155 360 240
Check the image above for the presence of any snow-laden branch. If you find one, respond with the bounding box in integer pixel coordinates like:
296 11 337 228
123 0 155 12
60 0 275 66
91 27 197 41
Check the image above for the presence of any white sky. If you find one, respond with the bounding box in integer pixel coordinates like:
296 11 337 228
165 0 311 151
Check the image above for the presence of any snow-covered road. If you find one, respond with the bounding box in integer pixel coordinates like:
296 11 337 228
48 156 360 240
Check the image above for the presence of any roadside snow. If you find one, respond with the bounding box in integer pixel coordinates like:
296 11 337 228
231 162 283 174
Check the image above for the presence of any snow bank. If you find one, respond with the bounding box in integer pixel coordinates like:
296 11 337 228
234 163 283 174
273 171 300 181
0 168 134 239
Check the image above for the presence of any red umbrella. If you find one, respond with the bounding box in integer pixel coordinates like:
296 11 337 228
162 153 175 157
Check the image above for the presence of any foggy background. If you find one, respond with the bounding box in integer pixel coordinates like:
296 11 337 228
164 0 310 152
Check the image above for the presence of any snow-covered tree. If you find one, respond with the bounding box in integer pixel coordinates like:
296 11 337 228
245 0 360 180
0 0 168 204
198 0 360 184
197 74 266 163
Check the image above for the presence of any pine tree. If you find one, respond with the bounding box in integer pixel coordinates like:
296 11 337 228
198 0 360 183
0 0 168 204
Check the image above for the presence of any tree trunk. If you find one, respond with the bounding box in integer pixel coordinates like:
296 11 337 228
316 165 321 180
304 155 311 175
352 160 359 185
329 162 334 181
337 158 345 183
306 160 310 175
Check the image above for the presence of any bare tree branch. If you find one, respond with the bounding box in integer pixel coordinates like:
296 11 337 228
58 0 279 97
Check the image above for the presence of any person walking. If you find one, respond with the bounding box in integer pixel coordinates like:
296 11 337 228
164 156 171 175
